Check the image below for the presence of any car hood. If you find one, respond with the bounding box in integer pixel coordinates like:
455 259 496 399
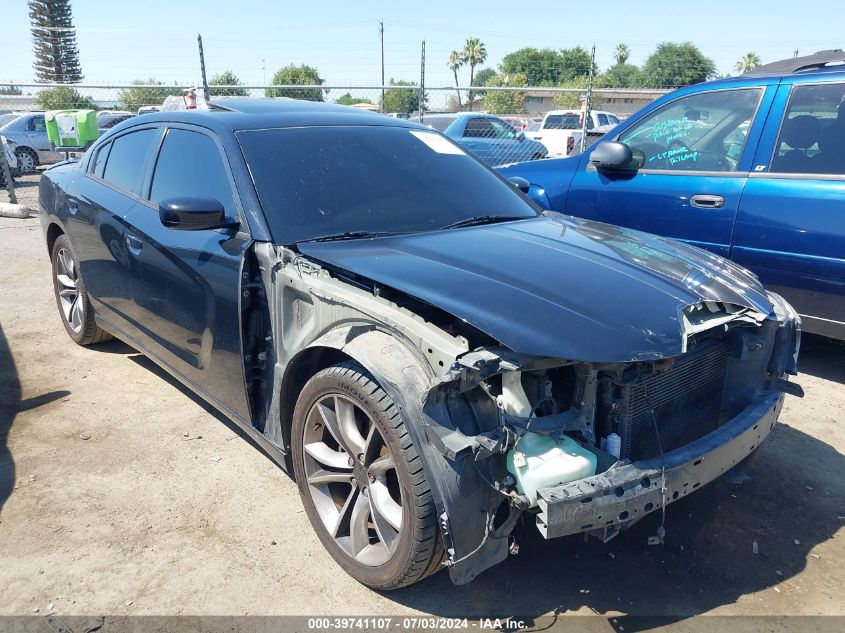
297 215 774 362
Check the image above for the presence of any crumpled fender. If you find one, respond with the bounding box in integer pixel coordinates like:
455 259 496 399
303 325 511 585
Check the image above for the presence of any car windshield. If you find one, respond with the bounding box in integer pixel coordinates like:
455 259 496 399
99 115 130 129
544 114 581 129
237 125 538 245
0 114 19 129
423 116 457 132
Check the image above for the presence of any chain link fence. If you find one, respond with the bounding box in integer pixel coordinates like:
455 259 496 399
0 82 668 171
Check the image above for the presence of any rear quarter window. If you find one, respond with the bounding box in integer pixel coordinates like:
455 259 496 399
101 128 157 195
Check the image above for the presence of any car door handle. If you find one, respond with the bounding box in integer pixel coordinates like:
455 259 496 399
125 234 143 254
690 194 725 209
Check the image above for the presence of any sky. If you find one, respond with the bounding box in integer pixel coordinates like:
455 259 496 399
5 0 845 88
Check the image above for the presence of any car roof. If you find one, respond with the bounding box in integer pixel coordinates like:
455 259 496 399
121 98 425 134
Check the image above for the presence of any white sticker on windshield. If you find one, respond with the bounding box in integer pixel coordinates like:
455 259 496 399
409 130 466 155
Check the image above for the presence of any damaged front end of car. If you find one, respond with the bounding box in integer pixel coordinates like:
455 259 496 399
250 215 802 586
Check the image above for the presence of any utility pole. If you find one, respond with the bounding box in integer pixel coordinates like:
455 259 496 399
794 48 799 58
579 44 596 155
197 33 210 102
379 21 385 112
419 40 426 123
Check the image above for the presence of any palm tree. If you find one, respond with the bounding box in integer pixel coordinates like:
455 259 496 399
614 43 631 66
461 37 487 110
734 52 761 74
448 50 463 111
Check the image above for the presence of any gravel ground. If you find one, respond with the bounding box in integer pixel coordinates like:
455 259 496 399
0 172 843 622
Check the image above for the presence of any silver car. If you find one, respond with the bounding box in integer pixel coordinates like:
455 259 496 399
0 112 64 173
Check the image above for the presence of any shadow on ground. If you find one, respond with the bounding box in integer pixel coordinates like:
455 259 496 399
0 324 69 512
126 351 279 467
796 333 845 384
382 340 845 621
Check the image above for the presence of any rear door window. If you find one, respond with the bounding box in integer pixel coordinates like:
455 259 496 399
149 128 236 215
101 128 157 195
770 82 845 175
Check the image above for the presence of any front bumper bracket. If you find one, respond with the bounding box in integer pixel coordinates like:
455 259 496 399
536 392 785 540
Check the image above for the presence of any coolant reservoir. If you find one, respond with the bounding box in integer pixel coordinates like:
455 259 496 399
507 433 597 507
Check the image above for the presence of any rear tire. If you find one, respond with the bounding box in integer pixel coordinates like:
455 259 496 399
51 234 112 346
291 361 444 589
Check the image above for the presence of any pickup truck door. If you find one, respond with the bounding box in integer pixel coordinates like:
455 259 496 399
565 82 777 257
731 77 845 339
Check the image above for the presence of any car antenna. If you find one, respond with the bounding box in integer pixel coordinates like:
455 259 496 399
197 33 211 104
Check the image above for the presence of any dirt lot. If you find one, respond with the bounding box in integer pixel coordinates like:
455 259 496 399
1 172 844 622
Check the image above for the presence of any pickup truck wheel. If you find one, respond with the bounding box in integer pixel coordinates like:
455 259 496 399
291 361 444 589
51 235 112 346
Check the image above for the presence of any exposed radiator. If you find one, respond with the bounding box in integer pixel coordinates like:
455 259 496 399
618 343 729 461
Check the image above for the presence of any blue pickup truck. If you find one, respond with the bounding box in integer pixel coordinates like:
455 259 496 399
500 50 845 340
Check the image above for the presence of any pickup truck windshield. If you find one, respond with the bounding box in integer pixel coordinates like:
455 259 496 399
238 125 538 244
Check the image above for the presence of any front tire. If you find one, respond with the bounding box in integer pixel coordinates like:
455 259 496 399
291 361 444 589
15 148 37 174
51 235 112 346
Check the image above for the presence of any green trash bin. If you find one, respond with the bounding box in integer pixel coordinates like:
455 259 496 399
45 109 99 151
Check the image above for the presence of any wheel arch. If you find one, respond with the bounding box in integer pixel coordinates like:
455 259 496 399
274 326 434 472
46 222 65 258
15 145 39 164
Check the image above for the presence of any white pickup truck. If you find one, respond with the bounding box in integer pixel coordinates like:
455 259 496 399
526 109 622 157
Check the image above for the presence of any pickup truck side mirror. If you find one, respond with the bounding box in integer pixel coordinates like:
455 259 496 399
589 141 635 171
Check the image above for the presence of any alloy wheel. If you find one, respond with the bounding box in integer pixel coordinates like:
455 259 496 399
301 393 404 566
55 247 83 333
15 150 35 173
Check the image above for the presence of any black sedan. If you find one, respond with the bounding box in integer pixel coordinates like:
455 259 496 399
39 98 802 589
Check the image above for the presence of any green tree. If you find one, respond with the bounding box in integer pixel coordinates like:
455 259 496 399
380 79 419 114
602 63 645 88
445 94 461 112
482 73 527 115
448 50 463 110
0 85 23 96
552 76 590 109
642 42 717 88
559 47 596 82
36 86 94 110
461 37 487 110
614 43 631 66
118 79 183 112
209 70 248 96
734 52 761 74
472 67 497 87
29 0 83 83
266 64 326 101
335 93 373 106
501 48 566 85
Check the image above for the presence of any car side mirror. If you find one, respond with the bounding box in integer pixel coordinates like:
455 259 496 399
588 141 635 171
515 130 525 141
508 176 530 193
159 197 239 231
